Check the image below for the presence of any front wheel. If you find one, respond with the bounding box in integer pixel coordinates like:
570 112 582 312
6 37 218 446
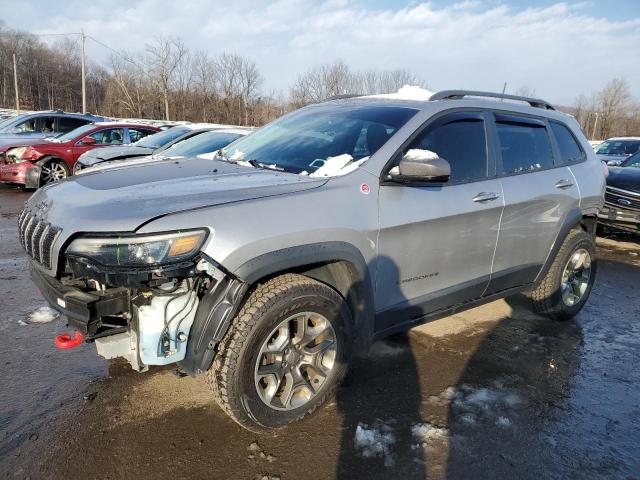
39 159 69 186
207 273 351 431
530 229 597 321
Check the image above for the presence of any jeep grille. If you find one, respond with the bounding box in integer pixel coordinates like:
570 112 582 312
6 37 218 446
18 208 61 269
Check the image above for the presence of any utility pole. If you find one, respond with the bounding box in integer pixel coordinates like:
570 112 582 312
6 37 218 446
591 112 600 140
12 53 19 113
80 29 86 113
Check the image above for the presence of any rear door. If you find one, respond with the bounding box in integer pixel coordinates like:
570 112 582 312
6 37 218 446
484 112 581 294
375 111 504 333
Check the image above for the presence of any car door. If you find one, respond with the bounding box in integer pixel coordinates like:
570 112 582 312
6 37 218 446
72 127 125 161
483 112 581 295
375 111 504 333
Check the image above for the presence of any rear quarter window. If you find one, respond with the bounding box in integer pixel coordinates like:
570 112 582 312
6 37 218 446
550 122 586 165
495 115 554 175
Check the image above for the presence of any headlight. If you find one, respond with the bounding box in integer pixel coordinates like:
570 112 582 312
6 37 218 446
66 230 208 267
6 147 26 163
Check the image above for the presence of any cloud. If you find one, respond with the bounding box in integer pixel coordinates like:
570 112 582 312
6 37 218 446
3 0 639 104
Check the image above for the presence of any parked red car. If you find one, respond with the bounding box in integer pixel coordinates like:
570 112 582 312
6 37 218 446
0 122 159 188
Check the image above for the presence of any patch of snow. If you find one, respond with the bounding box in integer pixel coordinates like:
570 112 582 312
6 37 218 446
28 306 59 324
310 154 354 177
411 422 449 445
403 148 439 162
367 85 434 101
197 151 218 160
354 421 396 467
495 416 512 428
230 149 245 161
18 319 28 326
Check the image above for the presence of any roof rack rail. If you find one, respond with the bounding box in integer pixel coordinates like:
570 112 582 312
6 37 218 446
430 90 555 111
321 93 363 102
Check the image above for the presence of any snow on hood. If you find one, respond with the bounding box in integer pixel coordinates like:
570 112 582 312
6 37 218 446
366 85 434 101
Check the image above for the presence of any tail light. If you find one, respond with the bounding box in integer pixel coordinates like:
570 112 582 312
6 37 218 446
601 161 609 178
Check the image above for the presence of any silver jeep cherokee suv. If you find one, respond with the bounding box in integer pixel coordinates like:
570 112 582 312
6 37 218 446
21 90 605 431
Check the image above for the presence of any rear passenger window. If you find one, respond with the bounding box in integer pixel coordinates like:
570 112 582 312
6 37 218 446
550 122 585 165
58 117 89 133
129 128 156 143
495 115 553 175
408 114 487 183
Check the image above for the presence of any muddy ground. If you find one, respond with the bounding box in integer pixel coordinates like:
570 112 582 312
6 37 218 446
0 184 639 479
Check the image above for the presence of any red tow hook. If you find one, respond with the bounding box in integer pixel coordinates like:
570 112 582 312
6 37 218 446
54 331 85 350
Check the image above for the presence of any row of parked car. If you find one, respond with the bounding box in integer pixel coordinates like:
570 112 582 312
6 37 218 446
0 110 252 188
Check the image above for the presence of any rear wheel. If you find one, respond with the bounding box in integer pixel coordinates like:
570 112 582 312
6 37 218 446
530 229 597 321
207 273 351 431
39 159 69 186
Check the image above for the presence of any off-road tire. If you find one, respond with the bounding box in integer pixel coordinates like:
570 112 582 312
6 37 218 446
530 229 597 321
207 273 351 432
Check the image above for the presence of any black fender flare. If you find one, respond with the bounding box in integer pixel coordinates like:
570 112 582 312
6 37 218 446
179 242 375 376
534 208 588 283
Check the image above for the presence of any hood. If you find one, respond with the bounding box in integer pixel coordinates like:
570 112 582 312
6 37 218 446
0 138 44 154
0 134 47 148
607 166 640 193
78 145 154 165
28 158 327 232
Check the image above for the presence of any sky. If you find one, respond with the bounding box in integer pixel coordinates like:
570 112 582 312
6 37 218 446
1 0 639 105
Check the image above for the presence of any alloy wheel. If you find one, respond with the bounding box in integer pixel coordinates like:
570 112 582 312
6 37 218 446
560 248 592 306
254 311 337 411
40 162 68 184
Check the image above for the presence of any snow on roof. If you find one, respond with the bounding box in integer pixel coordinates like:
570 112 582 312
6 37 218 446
365 85 434 102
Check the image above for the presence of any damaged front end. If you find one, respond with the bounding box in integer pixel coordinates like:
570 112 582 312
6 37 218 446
24 221 246 375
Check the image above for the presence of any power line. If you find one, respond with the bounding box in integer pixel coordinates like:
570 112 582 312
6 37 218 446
86 35 142 68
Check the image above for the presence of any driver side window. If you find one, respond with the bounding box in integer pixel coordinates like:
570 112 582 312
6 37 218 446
88 128 124 145
407 114 488 183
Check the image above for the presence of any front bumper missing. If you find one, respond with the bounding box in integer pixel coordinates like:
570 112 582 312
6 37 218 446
30 264 130 337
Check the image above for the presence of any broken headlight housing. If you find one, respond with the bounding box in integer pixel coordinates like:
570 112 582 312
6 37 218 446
66 230 208 267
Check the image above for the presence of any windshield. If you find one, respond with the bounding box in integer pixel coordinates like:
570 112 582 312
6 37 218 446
222 104 418 174
53 123 96 143
596 140 640 156
160 131 243 158
622 151 640 168
136 126 190 149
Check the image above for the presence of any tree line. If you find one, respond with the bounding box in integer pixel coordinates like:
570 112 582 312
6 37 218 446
0 25 429 126
0 23 637 138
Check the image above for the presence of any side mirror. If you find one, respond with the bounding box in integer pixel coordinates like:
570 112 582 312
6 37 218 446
8 127 22 134
80 136 97 145
389 149 451 183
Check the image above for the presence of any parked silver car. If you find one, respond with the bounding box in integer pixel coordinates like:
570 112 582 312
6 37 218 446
21 90 604 431
595 137 640 166
0 111 107 147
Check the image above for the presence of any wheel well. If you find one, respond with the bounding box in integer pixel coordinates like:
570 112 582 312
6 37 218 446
578 215 597 236
248 260 374 352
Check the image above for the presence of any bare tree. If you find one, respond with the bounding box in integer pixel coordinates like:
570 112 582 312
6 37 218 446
145 37 186 121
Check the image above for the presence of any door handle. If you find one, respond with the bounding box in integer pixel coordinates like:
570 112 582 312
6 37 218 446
555 179 574 189
472 192 500 203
